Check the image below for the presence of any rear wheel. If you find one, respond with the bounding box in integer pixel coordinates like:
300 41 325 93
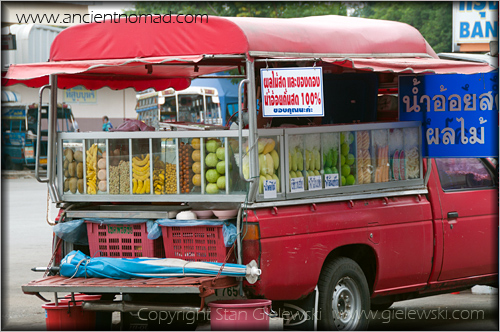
318 257 370 331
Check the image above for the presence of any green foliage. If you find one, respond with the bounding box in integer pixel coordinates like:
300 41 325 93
359 2 453 53
126 1 452 55
127 2 348 19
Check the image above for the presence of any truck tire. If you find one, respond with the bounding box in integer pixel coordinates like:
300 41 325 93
318 257 370 331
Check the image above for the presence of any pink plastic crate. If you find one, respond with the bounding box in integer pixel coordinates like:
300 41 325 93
86 222 164 258
161 225 229 262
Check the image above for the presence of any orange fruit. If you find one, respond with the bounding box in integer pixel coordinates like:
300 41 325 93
192 162 201 174
191 138 200 150
192 150 201 162
192 174 201 186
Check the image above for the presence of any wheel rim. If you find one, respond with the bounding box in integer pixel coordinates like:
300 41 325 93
331 276 362 330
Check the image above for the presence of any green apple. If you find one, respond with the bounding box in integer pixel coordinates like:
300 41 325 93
206 139 221 153
217 176 226 190
216 161 225 175
205 153 218 168
206 183 219 194
206 169 220 183
216 147 225 161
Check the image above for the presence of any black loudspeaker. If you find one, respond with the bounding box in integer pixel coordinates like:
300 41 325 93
322 73 379 125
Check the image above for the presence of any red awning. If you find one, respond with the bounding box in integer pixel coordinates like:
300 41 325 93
323 57 495 74
48 15 436 61
2 56 229 91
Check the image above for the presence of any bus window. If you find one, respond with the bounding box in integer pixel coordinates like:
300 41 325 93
205 96 221 125
178 94 204 123
160 96 177 122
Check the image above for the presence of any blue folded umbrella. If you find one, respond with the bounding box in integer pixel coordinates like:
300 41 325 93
60 250 261 283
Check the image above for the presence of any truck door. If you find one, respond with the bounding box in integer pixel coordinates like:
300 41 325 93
434 158 498 281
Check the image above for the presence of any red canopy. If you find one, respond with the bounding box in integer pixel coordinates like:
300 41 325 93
3 15 495 91
323 57 494 74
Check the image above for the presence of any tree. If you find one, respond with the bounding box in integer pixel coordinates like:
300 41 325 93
127 2 348 18
126 1 452 54
359 2 453 53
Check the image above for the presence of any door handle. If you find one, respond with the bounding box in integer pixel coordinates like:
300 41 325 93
447 211 459 219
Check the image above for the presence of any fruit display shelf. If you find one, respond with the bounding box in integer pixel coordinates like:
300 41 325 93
56 122 423 204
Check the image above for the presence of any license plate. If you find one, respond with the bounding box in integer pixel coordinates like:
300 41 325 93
24 147 34 159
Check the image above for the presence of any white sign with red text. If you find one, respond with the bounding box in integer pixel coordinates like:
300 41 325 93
261 67 324 118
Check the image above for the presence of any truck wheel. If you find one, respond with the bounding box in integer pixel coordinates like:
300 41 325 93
318 257 370 331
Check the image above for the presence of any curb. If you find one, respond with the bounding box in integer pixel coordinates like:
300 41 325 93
1 170 37 179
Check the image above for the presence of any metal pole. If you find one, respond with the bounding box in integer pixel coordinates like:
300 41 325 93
47 75 60 202
35 85 50 183
246 60 259 203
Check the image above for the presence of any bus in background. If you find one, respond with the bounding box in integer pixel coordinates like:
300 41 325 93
2 103 78 169
136 86 223 129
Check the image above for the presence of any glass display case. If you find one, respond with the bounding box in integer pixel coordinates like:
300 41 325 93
57 130 250 202
284 121 423 199
254 129 285 200
84 139 106 194
61 140 84 195
57 122 422 203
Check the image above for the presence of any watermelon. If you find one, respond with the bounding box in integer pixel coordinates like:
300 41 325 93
392 150 400 180
399 150 406 180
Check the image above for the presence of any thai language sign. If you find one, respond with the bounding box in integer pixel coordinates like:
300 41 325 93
260 67 324 117
63 86 97 103
399 72 499 157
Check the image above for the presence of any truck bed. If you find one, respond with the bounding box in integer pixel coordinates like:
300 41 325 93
22 275 238 295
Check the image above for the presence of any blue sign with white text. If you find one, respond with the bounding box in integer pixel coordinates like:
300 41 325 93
399 72 498 157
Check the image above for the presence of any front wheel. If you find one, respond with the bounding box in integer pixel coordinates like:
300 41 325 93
318 257 370 331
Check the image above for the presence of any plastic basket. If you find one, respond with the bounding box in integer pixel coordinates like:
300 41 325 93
86 222 165 258
161 225 228 262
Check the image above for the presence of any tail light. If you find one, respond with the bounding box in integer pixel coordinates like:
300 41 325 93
242 223 260 266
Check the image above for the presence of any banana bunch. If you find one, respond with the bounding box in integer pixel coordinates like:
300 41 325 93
86 144 99 194
153 156 166 195
153 169 165 194
132 154 150 194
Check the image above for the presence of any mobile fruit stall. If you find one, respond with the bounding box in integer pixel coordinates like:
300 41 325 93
4 15 498 331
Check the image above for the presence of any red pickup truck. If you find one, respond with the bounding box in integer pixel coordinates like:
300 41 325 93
242 157 498 329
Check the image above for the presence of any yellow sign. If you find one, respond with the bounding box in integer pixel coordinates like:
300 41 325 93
63 86 97 103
